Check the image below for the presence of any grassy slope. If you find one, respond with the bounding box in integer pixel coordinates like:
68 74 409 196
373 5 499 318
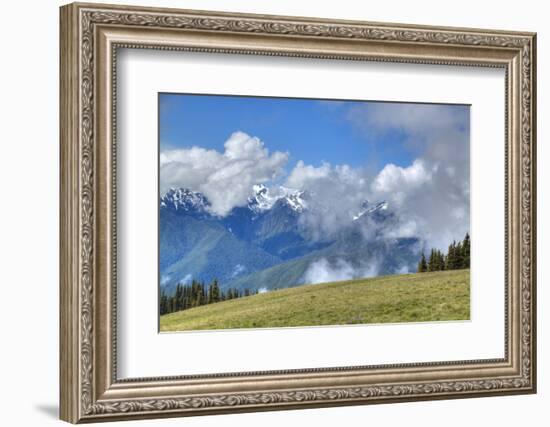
160 269 470 331
225 237 418 292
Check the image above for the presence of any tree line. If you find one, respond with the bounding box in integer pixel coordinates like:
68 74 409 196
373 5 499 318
160 279 258 315
417 233 470 273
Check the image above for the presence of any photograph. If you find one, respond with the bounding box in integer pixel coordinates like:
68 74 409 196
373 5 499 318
158 93 471 332
57 3 536 422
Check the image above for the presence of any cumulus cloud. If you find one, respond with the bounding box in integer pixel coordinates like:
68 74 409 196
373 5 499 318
160 131 288 216
302 258 379 285
284 157 468 251
347 103 470 250
366 157 469 249
285 161 372 240
372 159 431 194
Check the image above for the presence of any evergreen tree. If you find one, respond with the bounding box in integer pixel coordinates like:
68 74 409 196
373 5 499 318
160 291 168 315
454 241 464 269
160 274 308 316
445 242 456 270
415 235 471 275
207 282 213 304
211 279 220 303
417 252 427 273
183 285 189 310
428 248 437 272
437 249 446 271
435 249 442 270
175 284 183 311
190 280 197 306
195 283 207 307
462 233 470 268
227 288 240 300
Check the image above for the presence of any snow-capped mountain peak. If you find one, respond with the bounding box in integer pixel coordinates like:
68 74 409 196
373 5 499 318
160 186 382 220
279 186 308 213
248 184 307 214
353 200 388 221
248 184 275 212
161 188 209 212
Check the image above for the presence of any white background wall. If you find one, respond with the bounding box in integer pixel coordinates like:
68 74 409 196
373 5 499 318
0 0 545 426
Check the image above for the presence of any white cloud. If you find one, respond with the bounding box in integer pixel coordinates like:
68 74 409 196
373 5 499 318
160 131 289 216
286 161 367 190
302 258 379 285
345 103 470 250
368 164 468 250
372 159 431 194
395 264 411 274
285 161 371 240
348 103 469 178
231 264 246 278
281 156 466 250
303 258 354 284
348 102 468 139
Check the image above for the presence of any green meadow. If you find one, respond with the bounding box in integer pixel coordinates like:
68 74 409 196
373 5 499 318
160 269 470 332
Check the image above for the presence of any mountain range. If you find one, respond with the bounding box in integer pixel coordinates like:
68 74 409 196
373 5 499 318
160 185 420 295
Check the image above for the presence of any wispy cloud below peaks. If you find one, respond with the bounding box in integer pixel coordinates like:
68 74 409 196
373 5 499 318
302 258 379 285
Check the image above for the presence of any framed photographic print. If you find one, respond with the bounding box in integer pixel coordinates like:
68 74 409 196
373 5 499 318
157 94 472 332
60 2 537 423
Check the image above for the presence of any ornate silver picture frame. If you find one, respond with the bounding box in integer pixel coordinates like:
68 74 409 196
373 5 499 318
60 2 536 423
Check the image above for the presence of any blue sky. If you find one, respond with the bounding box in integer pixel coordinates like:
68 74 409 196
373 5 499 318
159 93 463 173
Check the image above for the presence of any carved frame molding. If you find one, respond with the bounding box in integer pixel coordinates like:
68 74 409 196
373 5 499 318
60 2 536 423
